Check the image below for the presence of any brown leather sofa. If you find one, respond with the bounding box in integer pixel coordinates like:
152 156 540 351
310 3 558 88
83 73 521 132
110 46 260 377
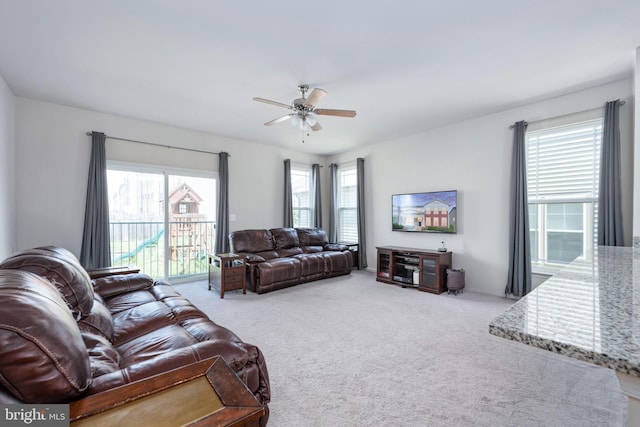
229 227 353 294
0 246 270 425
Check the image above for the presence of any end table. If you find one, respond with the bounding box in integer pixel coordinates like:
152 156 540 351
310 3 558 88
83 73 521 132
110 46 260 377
208 253 246 298
70 356 264 427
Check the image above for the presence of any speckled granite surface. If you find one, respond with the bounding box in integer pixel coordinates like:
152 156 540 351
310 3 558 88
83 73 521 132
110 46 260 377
490 246 640 377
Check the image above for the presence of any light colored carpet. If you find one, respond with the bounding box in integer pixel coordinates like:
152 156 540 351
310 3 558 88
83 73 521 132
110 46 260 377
174 271 625 427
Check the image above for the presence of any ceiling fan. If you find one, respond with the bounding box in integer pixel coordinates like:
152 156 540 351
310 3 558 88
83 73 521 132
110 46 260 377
253 84 356 132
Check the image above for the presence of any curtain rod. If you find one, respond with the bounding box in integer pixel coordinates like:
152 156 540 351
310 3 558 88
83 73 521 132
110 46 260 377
509 100 626 129
86 132 225 156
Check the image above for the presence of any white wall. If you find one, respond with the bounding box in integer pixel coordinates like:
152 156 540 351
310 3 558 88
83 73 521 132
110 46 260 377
15 98 325 257
634 47 640 245
330 79 634 296
13 79 635 296
0 74 16 259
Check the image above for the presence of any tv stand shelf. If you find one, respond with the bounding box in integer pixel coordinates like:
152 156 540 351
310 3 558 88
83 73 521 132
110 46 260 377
376 246 452 294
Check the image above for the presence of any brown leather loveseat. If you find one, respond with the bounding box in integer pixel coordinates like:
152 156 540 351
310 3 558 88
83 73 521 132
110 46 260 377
0 246 270 425
229 227 353 294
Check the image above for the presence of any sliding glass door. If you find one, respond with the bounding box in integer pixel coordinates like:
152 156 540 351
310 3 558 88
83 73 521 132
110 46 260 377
107 164 217 281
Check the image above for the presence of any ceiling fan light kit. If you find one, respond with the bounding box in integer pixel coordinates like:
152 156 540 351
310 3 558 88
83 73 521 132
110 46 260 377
253 84 356 137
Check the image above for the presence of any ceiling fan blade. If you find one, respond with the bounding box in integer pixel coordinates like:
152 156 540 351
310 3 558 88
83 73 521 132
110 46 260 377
264 114 294 126
310 121 322 131
303 88 327 108
253 97 292 109
314 108 357 118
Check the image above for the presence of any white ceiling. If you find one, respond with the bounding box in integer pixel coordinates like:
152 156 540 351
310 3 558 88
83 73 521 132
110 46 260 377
0 1 639 155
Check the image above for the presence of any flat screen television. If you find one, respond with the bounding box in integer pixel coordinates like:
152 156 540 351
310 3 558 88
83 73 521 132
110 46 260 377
392 190 457 234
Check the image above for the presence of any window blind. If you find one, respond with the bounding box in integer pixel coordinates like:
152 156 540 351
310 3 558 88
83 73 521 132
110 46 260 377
291 167 312 228
338 167 358 242
527 120 602 203
526 118 602 268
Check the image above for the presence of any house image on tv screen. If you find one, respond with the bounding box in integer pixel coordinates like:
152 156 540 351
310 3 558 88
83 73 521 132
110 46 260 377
392 191 457 233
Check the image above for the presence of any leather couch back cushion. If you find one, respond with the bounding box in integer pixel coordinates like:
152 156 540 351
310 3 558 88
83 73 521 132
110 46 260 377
0 252 94 319
296 228 328 246
33 246 79 262
0 270 91 402
270 228 300 249
230 229 275 253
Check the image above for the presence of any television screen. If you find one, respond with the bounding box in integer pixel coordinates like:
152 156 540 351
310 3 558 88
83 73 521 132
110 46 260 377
392 190 457 234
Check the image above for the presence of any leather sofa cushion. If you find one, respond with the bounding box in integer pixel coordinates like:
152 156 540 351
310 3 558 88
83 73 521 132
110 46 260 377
294 253 325 277
77 297 114 340
81 331 121 377
254 250 279 260
323 251 353 273
256 258 301 286
0 251 94 319
270 228 303 257
88 282 271 402
277 247 303 257
270 228 300 249
34 245 79 261
93 273 154 298
0 270 91 402
230 229 275 253
296 227 328 246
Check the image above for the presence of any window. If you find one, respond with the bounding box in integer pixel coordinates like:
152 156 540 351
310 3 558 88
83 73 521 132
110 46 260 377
527 119 602 272
338 166 358 242
107 164 217 280
291 166 312 228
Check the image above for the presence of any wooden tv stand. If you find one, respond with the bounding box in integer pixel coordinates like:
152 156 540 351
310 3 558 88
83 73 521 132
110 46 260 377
376 246 452 294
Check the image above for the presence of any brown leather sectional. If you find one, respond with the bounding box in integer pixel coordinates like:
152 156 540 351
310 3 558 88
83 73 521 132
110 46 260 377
229 227 353 294
0 246 270 426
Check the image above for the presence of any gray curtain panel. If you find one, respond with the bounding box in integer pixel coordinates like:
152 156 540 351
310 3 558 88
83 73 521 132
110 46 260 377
284 159 293 227
356 158 367 268
328 163 338 242
505 121 531 297
598 100 623 246
79 131 111 269
215 152 230 254
312 163 322 228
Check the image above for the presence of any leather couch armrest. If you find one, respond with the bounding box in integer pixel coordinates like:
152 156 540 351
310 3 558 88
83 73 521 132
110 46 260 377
323 243 348 252
240 253 266 264
87 266 141 280
92 273 154 298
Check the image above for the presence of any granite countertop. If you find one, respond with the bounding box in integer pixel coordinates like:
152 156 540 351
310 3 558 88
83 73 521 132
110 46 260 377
490 246 640 377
